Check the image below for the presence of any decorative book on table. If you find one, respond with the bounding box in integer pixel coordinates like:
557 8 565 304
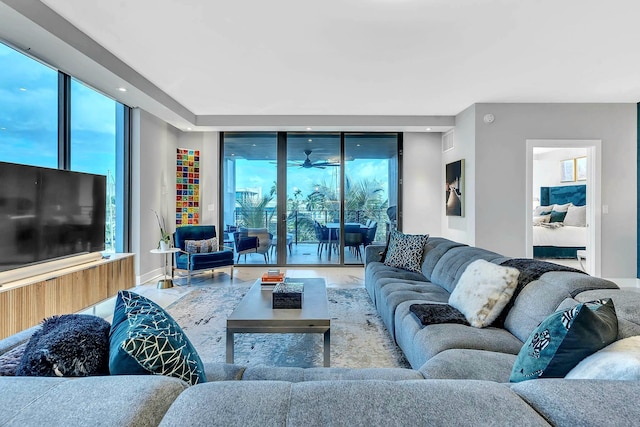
262 270 285 285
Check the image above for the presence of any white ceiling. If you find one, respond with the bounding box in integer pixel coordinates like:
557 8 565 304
2 0 640 131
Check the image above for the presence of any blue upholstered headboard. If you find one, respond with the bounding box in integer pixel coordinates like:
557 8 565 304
540 185 586 207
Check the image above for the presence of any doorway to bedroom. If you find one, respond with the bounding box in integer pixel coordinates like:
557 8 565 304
526 140 601 276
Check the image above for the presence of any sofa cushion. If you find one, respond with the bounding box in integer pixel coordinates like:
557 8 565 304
0 375 186 427
383 230 429 273
16 314 110 377
429 246 507 293
0 343 26 376
419 237 467 281
394 300 524 369
160 381 294 427
510 298 618 382
573 289 640 339
448 259 520 328
184 237 217 253
419 348 517 382
511 379 640 427
109 290 206 386
161 380 550 427
503 272 619 343
240 366 424 382
377 283 450 338
565 336 640 380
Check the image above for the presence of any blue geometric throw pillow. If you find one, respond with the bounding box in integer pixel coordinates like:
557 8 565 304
383 230 429 273
510 298 617 383
109 290 206 385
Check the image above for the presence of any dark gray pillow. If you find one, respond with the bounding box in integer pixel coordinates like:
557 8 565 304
410 303 469 326
16 314 111 377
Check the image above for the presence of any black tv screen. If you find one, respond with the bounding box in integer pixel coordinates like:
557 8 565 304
0 162 106 273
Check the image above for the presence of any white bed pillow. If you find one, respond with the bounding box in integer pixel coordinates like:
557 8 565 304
563 205 587 227
552 202 572 212
565 336 640 380
448 259 520 328
533 205 553 216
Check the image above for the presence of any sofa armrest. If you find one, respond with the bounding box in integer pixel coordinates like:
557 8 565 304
365 244 386 265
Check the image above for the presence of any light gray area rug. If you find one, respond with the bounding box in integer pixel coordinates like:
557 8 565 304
166 284 410 369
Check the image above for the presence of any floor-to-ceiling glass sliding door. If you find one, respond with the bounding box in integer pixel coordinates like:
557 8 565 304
221 132 278 265
343 133 399 265
285 133 341 265
221 131 400 266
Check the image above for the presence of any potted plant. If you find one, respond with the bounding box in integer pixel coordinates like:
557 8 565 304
153 210 171 250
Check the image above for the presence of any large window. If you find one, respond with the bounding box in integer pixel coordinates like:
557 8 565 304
0 43 58 168
0 41 129 253
70 79 119 251
221 132 400 266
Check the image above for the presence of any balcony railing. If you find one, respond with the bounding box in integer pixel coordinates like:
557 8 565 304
228 208 391 244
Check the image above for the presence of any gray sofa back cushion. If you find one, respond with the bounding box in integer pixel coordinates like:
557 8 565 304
420 238 466 281
504 271 619 342
511 379 640 427
429 246 506 293
574 289 640 339
0 375 187 427
162 380 551 427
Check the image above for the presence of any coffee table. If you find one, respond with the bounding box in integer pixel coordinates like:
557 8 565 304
226 277 331 367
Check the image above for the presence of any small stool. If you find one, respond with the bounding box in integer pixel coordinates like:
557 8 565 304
576 250 587 271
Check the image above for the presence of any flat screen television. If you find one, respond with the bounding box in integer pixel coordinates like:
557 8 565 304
0 162 106 273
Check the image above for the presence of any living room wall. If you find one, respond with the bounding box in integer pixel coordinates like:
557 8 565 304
402 132 442 236
470 103 637 278
441 104 476 245
133 112 221 284
132 109 180 283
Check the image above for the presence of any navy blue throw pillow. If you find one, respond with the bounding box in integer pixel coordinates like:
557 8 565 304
16 314 111 377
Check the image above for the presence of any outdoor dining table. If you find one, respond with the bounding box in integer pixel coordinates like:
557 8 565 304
324 222 367 260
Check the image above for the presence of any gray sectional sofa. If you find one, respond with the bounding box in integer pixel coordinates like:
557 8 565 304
2 236 640 426
364 237 640 381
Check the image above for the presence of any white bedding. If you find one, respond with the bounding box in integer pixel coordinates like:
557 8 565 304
533 224 586 247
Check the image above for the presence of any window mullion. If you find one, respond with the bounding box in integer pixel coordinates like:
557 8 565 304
58 72 71 170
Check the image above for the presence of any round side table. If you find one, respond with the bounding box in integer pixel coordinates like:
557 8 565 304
150 247 181 288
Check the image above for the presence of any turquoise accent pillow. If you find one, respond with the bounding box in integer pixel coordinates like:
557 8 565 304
549 210 567 223
383 230 429 273
510 299 617 382
109 291 206 385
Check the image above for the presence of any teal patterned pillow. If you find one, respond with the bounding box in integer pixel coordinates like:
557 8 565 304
383 230 429 273
549 210 567 223
510 299 617 383
109 291 206 385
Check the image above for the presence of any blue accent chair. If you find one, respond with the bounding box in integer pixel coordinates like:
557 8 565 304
173 225 234 284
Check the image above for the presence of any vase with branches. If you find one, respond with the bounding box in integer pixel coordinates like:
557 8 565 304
153 210 171 250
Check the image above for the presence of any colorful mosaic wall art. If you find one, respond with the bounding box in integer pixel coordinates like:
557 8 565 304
176 148 200 226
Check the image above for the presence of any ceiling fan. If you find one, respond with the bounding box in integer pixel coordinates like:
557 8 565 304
291 149 340 169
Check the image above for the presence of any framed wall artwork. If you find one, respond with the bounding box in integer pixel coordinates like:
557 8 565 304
576 156 587 181
560 159 575 182
176 148 200 226
445 159 464 216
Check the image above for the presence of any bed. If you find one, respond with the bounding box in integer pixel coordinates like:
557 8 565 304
532 184 586 259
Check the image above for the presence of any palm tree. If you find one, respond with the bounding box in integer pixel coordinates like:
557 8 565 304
236 184 276 229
